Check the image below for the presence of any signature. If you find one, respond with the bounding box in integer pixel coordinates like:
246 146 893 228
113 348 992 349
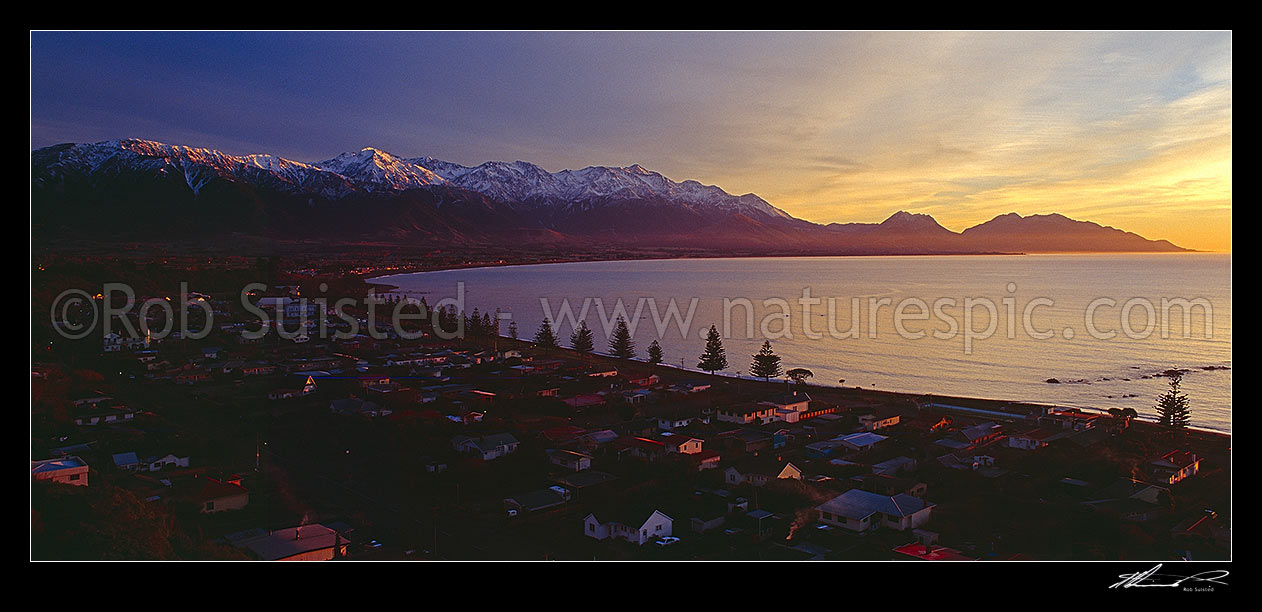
1109 564 1230 589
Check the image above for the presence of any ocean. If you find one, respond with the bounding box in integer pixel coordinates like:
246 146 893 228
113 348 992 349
375 253 1232 433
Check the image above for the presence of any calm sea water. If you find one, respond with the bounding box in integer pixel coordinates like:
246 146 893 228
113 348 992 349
376 254 1232 433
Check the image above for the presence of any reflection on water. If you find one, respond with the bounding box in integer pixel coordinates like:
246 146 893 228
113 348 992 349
377 253 1231 433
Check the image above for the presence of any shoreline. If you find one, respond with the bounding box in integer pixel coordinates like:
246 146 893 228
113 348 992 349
489 334 1232 440
362 250 1227 293
360 253 1231 437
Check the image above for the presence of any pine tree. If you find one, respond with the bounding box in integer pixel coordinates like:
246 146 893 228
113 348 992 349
697 325 728 374
534 319 558 348
1155 374 1191 429
508 321 518 340
750 340 782 381
647 339 663 365
570 320 595 354
608 316 636 359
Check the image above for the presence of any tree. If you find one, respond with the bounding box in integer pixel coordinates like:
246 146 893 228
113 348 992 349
570 320 595 354
750 340 782 381
534 319 558 348
697 325 728 374
1155 374 1191 429
647 340 663 365
608 316 636 359
786 368 814 385
508 321 518 340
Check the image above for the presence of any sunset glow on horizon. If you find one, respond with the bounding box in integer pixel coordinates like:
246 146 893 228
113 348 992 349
30 31 1232 252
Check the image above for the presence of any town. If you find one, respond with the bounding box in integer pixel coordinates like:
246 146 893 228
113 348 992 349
31 265 1231 561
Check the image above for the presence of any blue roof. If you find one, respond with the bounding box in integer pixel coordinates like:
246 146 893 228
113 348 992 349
113 452 140 466
838 432 888 447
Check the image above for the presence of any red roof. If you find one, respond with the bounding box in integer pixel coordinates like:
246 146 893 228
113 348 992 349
1154 450 1199 469
893 543 975 561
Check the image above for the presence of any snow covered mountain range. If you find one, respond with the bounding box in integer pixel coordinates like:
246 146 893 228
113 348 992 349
36 139 792 221
31 138 1186 253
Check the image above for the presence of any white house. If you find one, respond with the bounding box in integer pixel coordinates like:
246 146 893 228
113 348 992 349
583 509 673 545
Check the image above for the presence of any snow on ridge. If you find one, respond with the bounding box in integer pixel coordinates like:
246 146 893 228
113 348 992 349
37 139 795 219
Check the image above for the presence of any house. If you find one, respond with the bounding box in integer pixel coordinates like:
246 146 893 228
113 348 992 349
232 524 349 561
576 430 620 452
858 411 902 431
670 381 711 394
72 402 139 427
724 458 803 487
853 473 928 497
716 403 777 425
871 456 917 476
690 506 728 534
657 410 704 431
584 508 673 545
837 432 888 452
655 433 703 455
112 452 141 472
935 422 1002 450
760 391 811 413
1147 451 1201 485
562 394 606 410
141 453 191 472
189 477 250 514
621 389 653 405
330 398 392 418
32 456 89 486
548 449 594 472
268 376 317 400
691 450 723 471
805 439 847 459
816 489 936 533
1082 478 1173 522
1007 427 1061 450
1038 408 1106 431
452 433 520 461
616 437 668 463
626 373 660 387
721 429 774 454
505 486 571 515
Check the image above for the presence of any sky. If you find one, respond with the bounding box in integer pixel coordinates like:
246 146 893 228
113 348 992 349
30 31 1232 251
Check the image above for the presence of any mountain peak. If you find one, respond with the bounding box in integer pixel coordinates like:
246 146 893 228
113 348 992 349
879 210 951 233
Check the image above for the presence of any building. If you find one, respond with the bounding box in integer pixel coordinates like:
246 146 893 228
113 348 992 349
837 432 888 452
760 391 811 414
724 458 803 487
656 433 704 455
1007 427 1060 450
716 403 778 425
583 508 673 545
548 449 594 472
1147 451 1201 485
816 489 936 533
858 411 902 432
232 524 348 561
190 477 250 514
452 433 520 461
32 456 89 486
